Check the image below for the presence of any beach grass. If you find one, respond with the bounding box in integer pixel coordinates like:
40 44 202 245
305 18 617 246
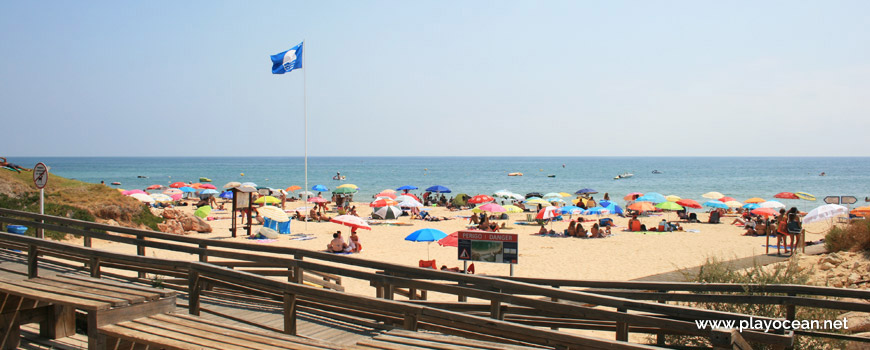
825 219 870 253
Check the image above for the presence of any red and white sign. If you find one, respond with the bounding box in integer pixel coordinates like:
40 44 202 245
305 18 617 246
457 231 518 242
33 162 49 189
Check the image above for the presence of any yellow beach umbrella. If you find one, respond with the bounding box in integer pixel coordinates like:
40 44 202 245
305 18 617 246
525 198 550 205
337 184 358 189
254 196 281 204
558 192 573 198
744 197 765 203
702 192 724 199
503 205 523 213
724 201 743 208
665 195 681 202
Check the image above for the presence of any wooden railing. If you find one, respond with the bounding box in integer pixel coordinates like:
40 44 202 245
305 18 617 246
4 208 865 347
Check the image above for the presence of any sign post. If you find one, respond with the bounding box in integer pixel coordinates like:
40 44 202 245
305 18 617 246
457 231 518 276
33 162 49 239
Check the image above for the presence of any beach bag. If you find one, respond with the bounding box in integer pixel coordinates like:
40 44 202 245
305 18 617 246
787 221 802 234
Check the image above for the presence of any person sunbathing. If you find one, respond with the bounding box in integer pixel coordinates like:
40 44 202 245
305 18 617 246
327 232 347 253
565 220 576 237
348 231 362 253
589 223 602 238
488 222 500 232
538 225 548 235
627 216 641 231
440 265 463 273
0 158 30 173
469 213 480 225
576 222 587 238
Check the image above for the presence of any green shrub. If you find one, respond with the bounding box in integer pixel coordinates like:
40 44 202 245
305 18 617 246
0 193 94 240
825 219 870 253
654 257 845 349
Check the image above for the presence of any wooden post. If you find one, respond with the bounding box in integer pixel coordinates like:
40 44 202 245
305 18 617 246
403 311 420 331
293 254 304 284
27 244 38 278
188 270 201 316
283 292 297 335
551 285 559 330
616 307 628 342
41 305 75 340
490 288 502 320
409 287 417 300
198 243 207 262
136 234 145 278
657 290 667 346
84 236 91 248
89 257 101 278
231 188 238 237
458 281 468 302
246 193 253 236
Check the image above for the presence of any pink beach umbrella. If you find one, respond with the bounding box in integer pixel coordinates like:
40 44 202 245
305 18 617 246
479 203 506 213
170 193 183 201
307 197 327 203
200 184 217 189
122 189 146 195
163 188 182 195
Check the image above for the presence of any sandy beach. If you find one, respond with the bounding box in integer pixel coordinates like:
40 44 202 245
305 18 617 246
86 201 831 301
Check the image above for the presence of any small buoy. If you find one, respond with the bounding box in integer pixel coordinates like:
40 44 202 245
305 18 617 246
240 173 245 176
424 168 428 171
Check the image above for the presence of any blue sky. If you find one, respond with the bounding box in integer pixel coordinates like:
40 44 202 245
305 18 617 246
2 1 868 156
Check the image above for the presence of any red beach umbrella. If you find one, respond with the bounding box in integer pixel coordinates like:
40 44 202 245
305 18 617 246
718 197 737 203
330 215 372 231
370 198 399 207
751 208 778 217
200 184 216 189
375 192 397 199
146 184 162 190
190 183 204 189
467 195 495 204
398 193 420 202
438 231 459 247
170 182 186 188
774 192 799 200
536 206 560 220
624 192 643 201
676 199 702 209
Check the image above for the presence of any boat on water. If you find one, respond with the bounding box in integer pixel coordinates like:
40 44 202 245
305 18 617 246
651 170 662 174
137 175 148 178
613 172 633 180
110 182 121 185
199 177 212 182
333 175 346 180
547 174 555 178
508 172 523 176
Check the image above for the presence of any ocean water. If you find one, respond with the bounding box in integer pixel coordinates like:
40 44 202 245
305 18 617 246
9 157 870 212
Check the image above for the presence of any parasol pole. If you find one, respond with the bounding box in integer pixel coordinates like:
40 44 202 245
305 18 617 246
303 38 309 230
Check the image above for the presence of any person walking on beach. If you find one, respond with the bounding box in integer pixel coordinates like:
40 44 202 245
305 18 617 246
776 209 790 255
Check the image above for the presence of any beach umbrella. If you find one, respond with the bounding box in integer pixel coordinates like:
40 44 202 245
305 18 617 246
525 198 550 206
702 192 725 200
759 201 785 209
194 205 212 219
373 206 402 220
190 183 204 189
200 184 216 189
602 203 624 214
311 184 329 192
149 193 173 202
742 203 760 210
123 189 146 195
803 204 848 224
380 189 397 194
200 189 219 196
665 195 681 202
224 182 241 189
774 192 799 200
575 188 598 195
624 192 643 201
536 206 560 220
703 200 728 209
370 198 399 207
375 192 397 199
437 232 459 247
219 191 233 199
635 193 666 203
179 187 197 193
493 190 514 198
330 215 371 231
146 184 162 190
745 197 766 204
396 185 418 191
718 197 737 203
170 193 183 201
237 185 257 193
337 184 359 189
426 185 451 193
307 197 327 203
676 199 702 209
584 207 610 215
795 192 817 201
724 201 743 208
559 192 573 198
397 194 420 202
656 201 684 211
241 182 258 188
850 206 870 217
398 198 423 208
130 193 155 203
503 205 523 213
258 206 289 222
548 197 566 204
560 206 584 214
478 203 506 213
543 192 563 199
170 182 187 188
255 196 281 204
297 190 314 197
751 208 778 217
333 187 357 194
525 192 543 198
286 185 302 192
467 195 495 204
405 228 448 259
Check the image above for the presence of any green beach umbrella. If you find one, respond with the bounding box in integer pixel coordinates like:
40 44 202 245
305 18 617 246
655 202 684 211
194 205 212 219
333 187 357 194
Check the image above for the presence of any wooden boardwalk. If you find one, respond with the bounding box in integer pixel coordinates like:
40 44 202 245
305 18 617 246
0 249 382 347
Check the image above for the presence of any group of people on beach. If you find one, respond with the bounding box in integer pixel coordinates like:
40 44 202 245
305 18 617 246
732 207 803 255
559 219 610 238
326 229 361 254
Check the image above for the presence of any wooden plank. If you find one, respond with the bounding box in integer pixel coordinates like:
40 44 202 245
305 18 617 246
387 329 544 350
132 317 300 350
95 297 176 327
0 282 108 311
121 319 255 350
55 274 174 297
27 278 147 304
161 313 348 350
374 333 485 350
11 279 130 307
356 339 426 350
42 275 161 301
100 322 221 350
145 314 330 350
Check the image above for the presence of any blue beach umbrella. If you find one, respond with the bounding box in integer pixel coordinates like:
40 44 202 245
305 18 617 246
575 188 598 195
200 189 219 196
426 185 451 193
742 203 760 210
635 192 666 203
179 187 197 193
219 191 233 199
704 200 729 209
405 228 448 259
584 206 610 215
312 184 329 192
241 182 258 188
602 203 624 214
396 185 418 191
560 206 584 214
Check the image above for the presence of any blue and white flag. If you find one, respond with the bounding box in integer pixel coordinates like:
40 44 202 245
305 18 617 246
270 42 303 74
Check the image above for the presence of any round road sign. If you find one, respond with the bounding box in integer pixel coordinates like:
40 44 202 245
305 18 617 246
33 162 49 189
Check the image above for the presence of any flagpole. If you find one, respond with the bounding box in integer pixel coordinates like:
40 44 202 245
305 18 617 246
303 39 308 230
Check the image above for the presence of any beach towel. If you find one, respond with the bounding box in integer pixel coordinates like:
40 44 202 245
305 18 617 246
763 245 791 249
246 236 277 243
628 231 668 235
323 250 352 255
685 229 700 233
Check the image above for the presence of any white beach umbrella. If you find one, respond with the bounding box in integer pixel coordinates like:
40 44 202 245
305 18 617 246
257 206 290 222
398 199 423 208
223 181 241 189
759 200 785 209
702 192 725 199
803 204 849 224
149 193 173 202
130 193 155 203
724 201 743 208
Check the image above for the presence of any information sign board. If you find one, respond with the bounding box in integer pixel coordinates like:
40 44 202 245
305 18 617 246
457 231 518 264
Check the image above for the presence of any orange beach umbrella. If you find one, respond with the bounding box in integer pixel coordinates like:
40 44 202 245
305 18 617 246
628 202 656 212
